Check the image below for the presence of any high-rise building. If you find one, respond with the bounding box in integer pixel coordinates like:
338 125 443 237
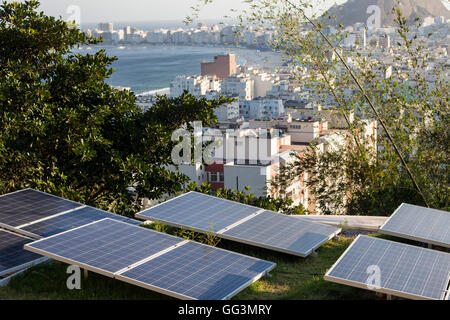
98 22 113 32
201 54 237 80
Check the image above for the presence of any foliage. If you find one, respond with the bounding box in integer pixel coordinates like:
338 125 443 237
0 235 377 300
188 0 449 215
0 1 228 216
186 182 307 215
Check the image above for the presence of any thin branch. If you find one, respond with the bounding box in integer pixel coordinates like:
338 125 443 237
283 0 429 207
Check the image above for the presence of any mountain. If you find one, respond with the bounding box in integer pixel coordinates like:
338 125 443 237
326 0 450 27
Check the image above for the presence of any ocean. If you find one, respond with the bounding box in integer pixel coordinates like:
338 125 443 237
73 45 283 95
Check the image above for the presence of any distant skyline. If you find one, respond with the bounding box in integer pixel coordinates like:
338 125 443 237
6 0 450 25
9 0 345 24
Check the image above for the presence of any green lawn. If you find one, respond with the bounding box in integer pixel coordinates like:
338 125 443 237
0 231 380 300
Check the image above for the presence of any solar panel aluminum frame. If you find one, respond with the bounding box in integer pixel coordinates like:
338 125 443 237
220 226 341 258
0 188 85 239
324 235 450 300
378 203 450 249
23 219 125 278
136 205 342 258
19 205 141 239
0 229 48 278
25 218 276 300
115 245 276 300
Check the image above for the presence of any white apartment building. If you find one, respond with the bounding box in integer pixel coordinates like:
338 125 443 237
170 75 221 98
214 102 240 122
240 99 285 120
221 75 254 100
251 73 275 98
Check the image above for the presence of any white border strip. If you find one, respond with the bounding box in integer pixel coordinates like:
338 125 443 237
135 214 341 258
16 205 86 229
0 257 48 280
379 203 450 249
324 235 450 300
114 240 189 276
0 229 49 278
0 188 30 199
139 191 263 216
0 188 85 239
24 218 275 300
216 209 265 234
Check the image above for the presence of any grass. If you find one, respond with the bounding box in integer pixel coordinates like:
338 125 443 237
0 230 381 300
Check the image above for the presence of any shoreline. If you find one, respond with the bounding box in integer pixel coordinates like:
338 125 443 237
137 87 170 96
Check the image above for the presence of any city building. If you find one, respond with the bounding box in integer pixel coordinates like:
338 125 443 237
221 74 254 100
169 75 220 98
201 54 237 80
240 98 284 120
98 22 113 32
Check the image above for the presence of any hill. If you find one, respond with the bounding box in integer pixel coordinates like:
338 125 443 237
326 0 450 27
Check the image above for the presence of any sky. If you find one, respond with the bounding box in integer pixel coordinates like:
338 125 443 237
13 0 345 23
8 0 450 24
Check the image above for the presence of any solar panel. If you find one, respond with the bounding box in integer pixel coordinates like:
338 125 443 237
136 192 341 257
25 218 182 276
222 211 341 257
25 219 275 300
379 203 450 248
116 241 275 300
0 229 46 277
140 192 259 232
324 235 450 300
0 189 82 230
20 206 141 238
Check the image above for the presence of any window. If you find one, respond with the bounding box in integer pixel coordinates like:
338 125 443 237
219 172 224 182
210 172 218 182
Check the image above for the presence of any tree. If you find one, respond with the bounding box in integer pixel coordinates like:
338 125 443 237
0 1 228 216
186 182 307 215
188 0 449 215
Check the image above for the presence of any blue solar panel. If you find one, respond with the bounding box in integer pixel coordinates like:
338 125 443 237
25 219 275 299
325 235 450 300
0 189 82 228
136 192 341 257
380 203 450 248
20 206 141 238
223 211 341 257
138 192 260 232
117 241 275 300
0 229 45 277
25 219 182 275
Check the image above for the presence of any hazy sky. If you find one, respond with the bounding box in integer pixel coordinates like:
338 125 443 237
8 0 450 24
16 0 344 23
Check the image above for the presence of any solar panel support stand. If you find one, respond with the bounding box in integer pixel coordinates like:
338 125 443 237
386 294 392 301
84 269 89 279
311 250 318 257
428 243 432 249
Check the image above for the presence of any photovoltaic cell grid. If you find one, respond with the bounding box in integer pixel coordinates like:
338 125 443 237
25 218 182 275
324 235 450 300
25 219 275 300
117 241 275 300
21 206 141 238
0 230 45 277
136 192 341 257
223 211 341 257
0 189 81 228
379 203 450 248
138 192 259 232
